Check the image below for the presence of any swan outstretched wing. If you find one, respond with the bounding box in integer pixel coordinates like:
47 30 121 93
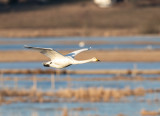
66 47 91 58
24 45 65 60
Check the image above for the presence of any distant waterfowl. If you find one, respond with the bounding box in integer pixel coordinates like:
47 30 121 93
24 45 100 69
79 41 85 47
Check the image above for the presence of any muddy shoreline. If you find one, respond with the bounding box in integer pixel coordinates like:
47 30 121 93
0 28 142 38
0 50 160 62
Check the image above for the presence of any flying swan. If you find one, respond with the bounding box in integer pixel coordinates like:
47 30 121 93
24 45 100 69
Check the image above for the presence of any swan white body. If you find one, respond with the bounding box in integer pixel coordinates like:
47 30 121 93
24 45 100 69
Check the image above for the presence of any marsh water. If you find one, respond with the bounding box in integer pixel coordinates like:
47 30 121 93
1 36 160 50
1 37 160 116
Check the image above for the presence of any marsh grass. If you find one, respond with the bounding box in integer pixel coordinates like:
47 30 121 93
141 17 160 34
56 87 146 102
1 86 160 105
141 109 160 116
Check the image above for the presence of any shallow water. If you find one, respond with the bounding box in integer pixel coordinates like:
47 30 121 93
1 43 160 50
1 62 160 90
3 77 160 91
2 62 160 70
1 37 160 116
1 61 160 116
1 36 160 42
1 100 160 116
1 36 160 50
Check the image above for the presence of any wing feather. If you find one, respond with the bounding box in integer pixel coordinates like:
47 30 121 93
66 47 91 58
24 45 65 60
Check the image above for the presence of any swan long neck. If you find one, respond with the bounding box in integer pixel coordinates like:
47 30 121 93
73 58 95 64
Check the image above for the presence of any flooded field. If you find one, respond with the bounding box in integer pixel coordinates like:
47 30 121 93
1 36 160 50
1 37 160 116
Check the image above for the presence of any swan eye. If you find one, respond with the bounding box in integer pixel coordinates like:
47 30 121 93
50 62 52 64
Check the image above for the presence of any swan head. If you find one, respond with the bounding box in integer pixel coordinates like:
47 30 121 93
92 57 100 62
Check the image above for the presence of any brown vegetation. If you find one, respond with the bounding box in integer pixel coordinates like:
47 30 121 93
1 86 160 105
2 74 160 83
2 68 160 76
141 109 160 116
0 28 139 37
0 86 154 104
0 1 160 37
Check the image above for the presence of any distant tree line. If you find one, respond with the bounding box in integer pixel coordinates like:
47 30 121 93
1 0 160 6
1 0 88 5
126 0 160 6
9 0 18 4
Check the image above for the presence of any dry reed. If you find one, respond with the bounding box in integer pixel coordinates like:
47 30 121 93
134 87 145 96
52 87 147 102
2 75 160 83
62 107 69 116
141 109 160 116
2 68 160 75
1 87 160 104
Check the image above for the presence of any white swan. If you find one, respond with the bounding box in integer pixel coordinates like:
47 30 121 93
24 45 100 69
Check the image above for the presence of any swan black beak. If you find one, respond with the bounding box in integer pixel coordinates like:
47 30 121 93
97 59 100 62
96 58 100 62
43 63 50 67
